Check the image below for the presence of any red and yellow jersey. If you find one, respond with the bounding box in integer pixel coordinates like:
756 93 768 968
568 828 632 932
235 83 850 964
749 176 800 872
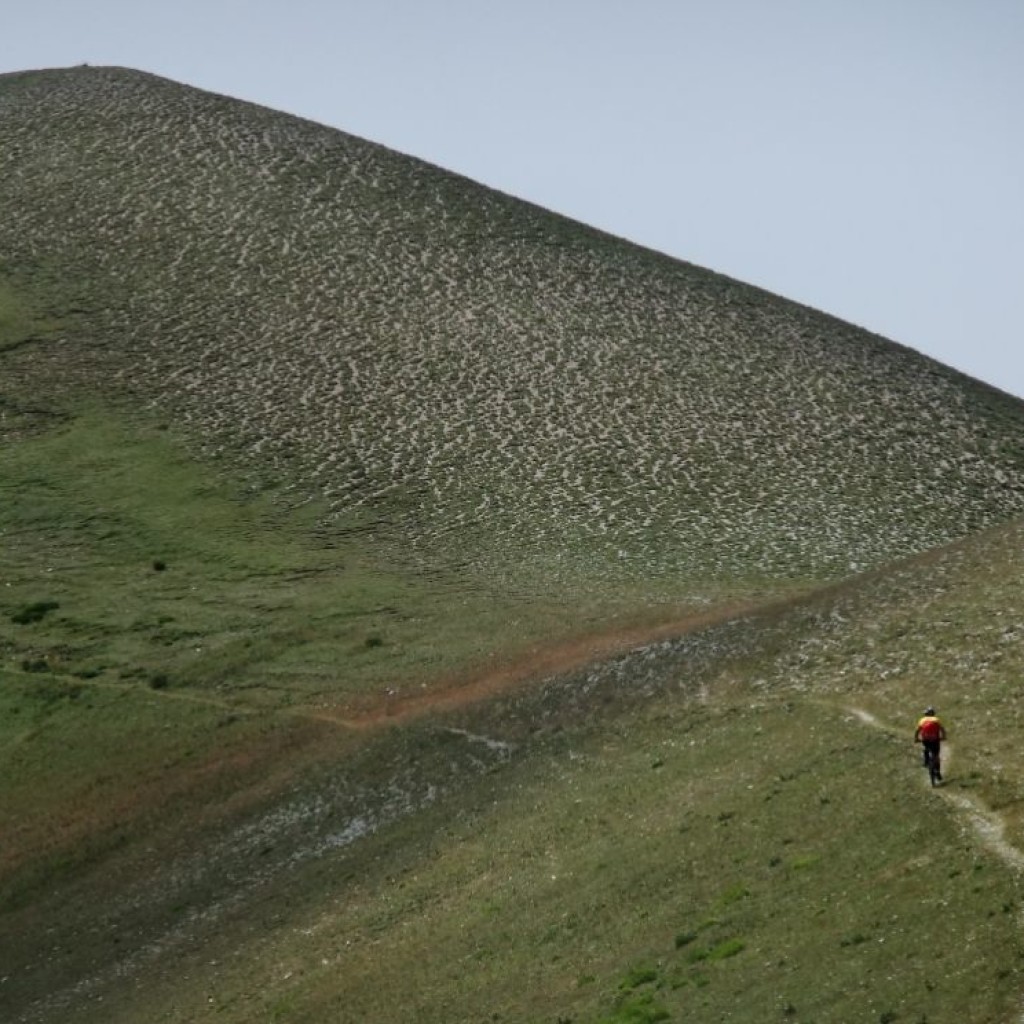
916 715 944 742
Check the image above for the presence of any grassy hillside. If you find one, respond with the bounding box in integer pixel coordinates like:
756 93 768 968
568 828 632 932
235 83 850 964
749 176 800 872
4 65 1024 1024
6 516 1024 1023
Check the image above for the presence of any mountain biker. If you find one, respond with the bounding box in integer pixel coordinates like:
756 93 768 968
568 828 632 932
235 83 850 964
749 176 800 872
914 707 947 781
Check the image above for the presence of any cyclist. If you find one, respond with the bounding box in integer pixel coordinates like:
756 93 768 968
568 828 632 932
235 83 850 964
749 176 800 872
914 706 947 781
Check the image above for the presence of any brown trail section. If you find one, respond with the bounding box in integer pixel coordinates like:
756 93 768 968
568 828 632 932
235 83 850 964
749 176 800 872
324 598 774 730
326 529 1000 732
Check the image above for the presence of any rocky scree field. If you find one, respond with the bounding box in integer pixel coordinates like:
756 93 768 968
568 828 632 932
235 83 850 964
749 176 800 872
3 66 1024 592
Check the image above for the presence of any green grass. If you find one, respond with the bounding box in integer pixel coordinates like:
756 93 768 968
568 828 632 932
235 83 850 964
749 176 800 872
57 696 1019 1024
0 670 270 908
0 403 742 982
6 435 1024 1023
1 406 724 713
4 422 1024 1022
4 413 1024 1024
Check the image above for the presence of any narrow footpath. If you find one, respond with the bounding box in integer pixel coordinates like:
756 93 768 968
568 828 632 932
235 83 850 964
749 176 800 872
846 705 1024 1024
848 705 1024 874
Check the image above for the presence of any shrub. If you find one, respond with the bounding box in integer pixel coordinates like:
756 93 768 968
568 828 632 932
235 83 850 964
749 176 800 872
600 992 670 1024
706 937 745 961
11 600 60 624
688 937 746 963
619 965 659 991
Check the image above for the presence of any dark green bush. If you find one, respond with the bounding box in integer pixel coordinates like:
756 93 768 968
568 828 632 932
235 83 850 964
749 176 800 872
599 991 670 1024
619 965 659 991
11 600 60 624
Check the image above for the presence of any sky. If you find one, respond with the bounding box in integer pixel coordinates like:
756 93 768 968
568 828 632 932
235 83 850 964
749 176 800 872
5 1 1023 396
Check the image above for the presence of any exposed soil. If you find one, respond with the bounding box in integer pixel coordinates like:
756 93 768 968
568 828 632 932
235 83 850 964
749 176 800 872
325 598 769 729
327 531 1001 732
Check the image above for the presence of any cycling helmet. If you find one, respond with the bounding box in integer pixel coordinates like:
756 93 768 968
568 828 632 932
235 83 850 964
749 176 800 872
924 706 935 716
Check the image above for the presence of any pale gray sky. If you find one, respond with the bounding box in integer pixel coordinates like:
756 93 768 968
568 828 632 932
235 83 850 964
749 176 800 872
5 1 1023 396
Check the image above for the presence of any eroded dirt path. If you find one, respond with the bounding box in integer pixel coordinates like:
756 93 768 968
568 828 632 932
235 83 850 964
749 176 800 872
944 789 1024 873
846 706 1024 877
845 706 1024 1024
325 598 770 729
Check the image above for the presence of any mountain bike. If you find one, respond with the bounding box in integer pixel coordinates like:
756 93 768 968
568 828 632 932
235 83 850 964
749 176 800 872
922 743 942 787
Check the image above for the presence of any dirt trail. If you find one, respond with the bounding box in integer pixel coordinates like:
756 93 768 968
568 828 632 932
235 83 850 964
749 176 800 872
945 791 1024 872
846 706 1024 1022
324 543 974 732
327 599 768 729
847 706 1024 875
20 597 773 760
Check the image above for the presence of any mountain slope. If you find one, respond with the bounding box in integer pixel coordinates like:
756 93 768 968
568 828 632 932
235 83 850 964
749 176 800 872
5 65 1024 1024
6 518 1024 1024
2 65 1024 589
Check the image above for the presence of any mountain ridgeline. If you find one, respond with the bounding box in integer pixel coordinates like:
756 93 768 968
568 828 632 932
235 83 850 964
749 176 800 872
2 65 1023 587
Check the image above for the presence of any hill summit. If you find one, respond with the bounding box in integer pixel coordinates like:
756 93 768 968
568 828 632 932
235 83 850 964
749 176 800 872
3 65 1024 587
